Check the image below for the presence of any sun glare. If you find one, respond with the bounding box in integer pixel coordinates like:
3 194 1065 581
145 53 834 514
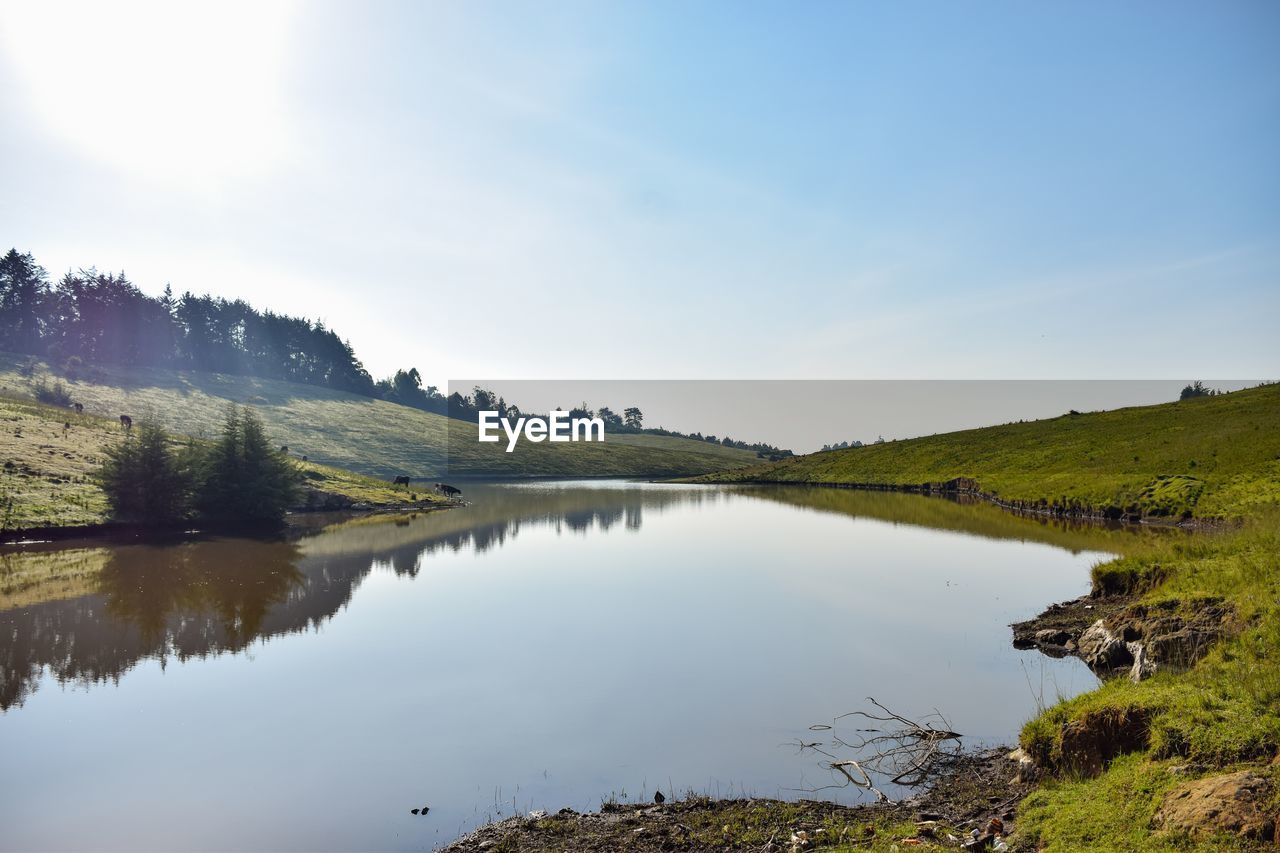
0 1 297 188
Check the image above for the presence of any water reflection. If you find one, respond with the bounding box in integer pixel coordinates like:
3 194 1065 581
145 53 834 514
0 482 1145 851
2 484 1155 713
1 483 705 709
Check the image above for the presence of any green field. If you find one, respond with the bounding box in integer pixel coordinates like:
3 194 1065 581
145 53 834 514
1011 511 1280 851
0 353 758 482
699 383 1280 520
0 391 451 531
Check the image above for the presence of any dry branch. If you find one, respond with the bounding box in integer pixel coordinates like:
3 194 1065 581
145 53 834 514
787 697 964 801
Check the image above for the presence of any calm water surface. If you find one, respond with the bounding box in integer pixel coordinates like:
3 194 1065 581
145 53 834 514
0 481 1129 851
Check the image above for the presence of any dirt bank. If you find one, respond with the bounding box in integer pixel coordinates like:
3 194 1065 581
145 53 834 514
1011 593 1236 683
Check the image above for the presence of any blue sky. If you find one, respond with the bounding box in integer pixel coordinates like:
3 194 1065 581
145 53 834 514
1 0 1277 383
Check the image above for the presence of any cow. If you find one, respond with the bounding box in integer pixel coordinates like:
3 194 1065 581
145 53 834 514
392 475 412 487
119 414 133 431
73 403 84 415
280 445 289 454
435 483 462 498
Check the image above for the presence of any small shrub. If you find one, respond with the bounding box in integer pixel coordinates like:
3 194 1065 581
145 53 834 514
32 378 73 407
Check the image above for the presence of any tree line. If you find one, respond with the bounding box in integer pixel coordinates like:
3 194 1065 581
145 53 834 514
441 386 794 458
3 247 792 454
0 249 376 395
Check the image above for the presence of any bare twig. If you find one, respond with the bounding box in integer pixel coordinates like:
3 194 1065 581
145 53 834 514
788 697 963 800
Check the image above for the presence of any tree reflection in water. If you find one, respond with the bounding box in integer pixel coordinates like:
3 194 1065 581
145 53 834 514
99 539 305 650
0 482 694 710
1 482 1146 712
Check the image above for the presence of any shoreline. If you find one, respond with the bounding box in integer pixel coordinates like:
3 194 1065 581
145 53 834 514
710 477 1233 531
435 481 1254 850
0 499 459 548
441 748 1033 852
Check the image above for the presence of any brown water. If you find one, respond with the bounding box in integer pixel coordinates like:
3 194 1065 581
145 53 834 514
0 481 1133 851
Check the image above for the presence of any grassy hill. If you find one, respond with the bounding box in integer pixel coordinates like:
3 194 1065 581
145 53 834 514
0 353 758 481
694 384 1280 848
699 383 1280 520
0 392 449 531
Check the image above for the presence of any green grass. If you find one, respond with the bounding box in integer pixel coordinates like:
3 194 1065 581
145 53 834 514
698 383 1280 520
0 393 113 529
1015 512 1280 850
698 384 1280 848
0 390 450 532
0 352 760 480
1018 753 1276 852
477 796 938 852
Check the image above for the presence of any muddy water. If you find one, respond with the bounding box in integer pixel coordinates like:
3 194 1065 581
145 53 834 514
0 481 1136 851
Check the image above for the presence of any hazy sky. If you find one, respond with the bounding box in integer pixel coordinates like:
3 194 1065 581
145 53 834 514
451 379 1264 451
1 1 1277 385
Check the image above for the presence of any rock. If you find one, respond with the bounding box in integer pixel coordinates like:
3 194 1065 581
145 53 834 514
654 790 665 804
410 808 420 815
1167 763 1208 776
1113 599 1232 670
1153 770 1275 841
1078 619 1131 670
1035 628 1073 647
527 810 547 819
1127 641 1157 683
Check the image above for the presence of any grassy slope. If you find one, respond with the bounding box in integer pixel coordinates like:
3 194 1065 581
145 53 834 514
1015 513 1280 851
0 392 446 531
702 386 1280 850
0 353 758 479
699 383 1280 520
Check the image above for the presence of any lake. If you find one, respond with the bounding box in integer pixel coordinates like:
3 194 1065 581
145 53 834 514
0 481 1129 851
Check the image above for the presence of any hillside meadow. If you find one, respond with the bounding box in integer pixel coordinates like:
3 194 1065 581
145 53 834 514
700 383 1280 520
0 353 758 482
0 392 448 532
692 384 1280 848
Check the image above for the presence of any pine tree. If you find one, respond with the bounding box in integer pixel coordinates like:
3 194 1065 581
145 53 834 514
195 406 301 526
98 419 192 523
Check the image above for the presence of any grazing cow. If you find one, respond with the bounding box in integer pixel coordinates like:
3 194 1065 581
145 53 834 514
119 414 133 431
280 445 289 454
392 475 412 487
73 403 84 415
435 483 462 498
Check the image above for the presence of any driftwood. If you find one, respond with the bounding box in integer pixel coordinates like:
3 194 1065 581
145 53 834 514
788 697 963 802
